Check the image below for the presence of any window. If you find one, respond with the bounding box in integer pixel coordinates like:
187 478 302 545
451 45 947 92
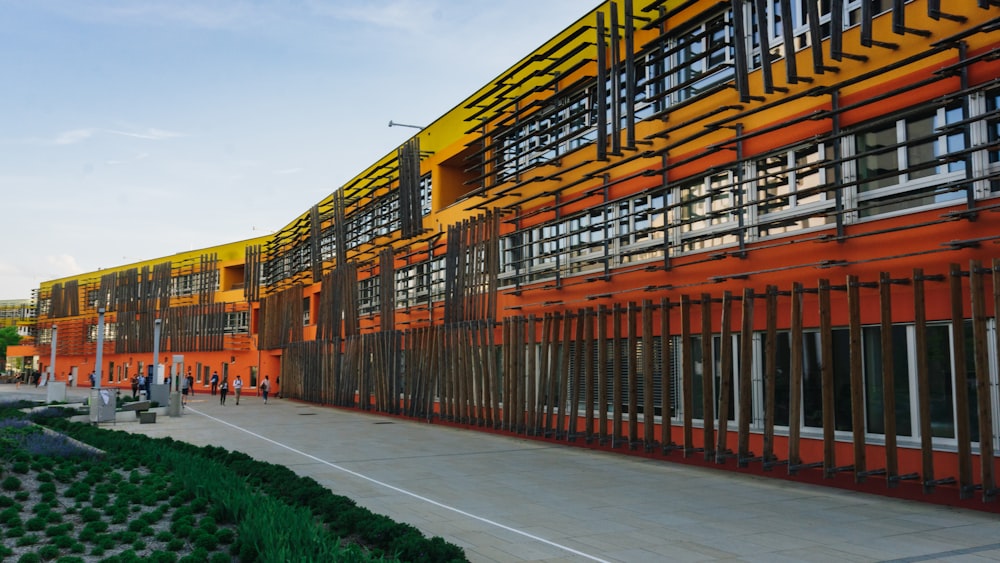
302 297 311 326
676 171 741 252
225 311 249 335
986 89 1000 193
754 143 834 237
850 104 966 218
419 174 433 216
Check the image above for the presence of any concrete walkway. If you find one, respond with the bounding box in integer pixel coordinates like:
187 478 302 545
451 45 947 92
3 383 1000 562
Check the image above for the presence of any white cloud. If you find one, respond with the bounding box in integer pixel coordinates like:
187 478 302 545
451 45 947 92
106 128 185 141
273 167 303 175
54 129 96 145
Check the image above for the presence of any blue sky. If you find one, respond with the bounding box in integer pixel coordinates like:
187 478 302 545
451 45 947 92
0 0 590 299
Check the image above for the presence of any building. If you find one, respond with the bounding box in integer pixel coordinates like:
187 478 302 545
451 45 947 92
33 1 1000 509
28 237 274 389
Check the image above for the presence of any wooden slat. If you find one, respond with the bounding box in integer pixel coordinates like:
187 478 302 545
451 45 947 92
558 310 573 439
527 315 538 434
570 309 586 439
848 275 867 482
598 306 609 444
763 285 778 465
660 298 674 452
643 300 655 450
613 304 624 446
819 279 836 477
681 295 694 456
914 269 935 491
950 263 973 498
971 260 995 499
738 288 754 466
716 291 733 463
627 302 639 448
700 293 715 461
584 308 595 441
879 273 899 485
788 283 804 471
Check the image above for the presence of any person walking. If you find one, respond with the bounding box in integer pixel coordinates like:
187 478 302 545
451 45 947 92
260 375 270 404
186 372 195 396
130 374 139 399
181 374 189 407
210 371 219 395
233 375 243 405
219 375 229 405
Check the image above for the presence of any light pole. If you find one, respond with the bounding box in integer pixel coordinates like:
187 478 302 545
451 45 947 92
95 308 105 389
49 325 57 384
151 319 161 383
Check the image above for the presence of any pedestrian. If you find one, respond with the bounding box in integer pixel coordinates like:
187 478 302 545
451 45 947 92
233 375 243 405
186 372 195 396
275 376 280 399
210 371 219 395
88 371 95 387
260 375 270 404
181 374 189 406
138 373 146 399
144 371 152 398
130 374 139 399
220 375 229 405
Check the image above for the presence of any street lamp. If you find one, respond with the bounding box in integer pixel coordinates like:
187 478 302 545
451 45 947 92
49 325 57 383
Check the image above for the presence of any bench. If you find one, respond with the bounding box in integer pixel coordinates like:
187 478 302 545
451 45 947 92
121 400 152 420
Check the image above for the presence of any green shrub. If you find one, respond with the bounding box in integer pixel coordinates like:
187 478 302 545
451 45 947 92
52 533 74 548
70 542 85 553
131 539 145 551
38 544 60 559
215 528 235 544
167 537 186 552
1 475 22 491
25 515 46 531
16 552 40 563
6 526 24 538
16 533 39 546
193 530 218 551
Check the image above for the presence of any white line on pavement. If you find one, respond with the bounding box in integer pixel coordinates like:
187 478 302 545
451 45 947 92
188 406 612 563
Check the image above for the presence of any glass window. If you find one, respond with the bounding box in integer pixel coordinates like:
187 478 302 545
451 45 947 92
862 325 912 436
853 104 966 217
677 171 740 252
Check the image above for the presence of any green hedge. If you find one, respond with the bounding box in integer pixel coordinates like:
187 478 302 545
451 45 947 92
40 418 467 563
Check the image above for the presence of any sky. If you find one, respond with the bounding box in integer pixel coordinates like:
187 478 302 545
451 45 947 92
0 0 592 299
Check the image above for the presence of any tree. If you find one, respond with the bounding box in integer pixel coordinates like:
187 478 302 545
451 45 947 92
0 326 22 365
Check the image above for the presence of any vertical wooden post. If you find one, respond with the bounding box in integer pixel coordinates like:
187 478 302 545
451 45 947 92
819 279 835 478
681 295 694 456
598 306 609 444
879 273 899 485
569 309 585 439
643 300 656 450
627 302 639 448
538 314 552 435
970 260 995 500
914 269 935 492
660 298 673 452
717 291 733 463
763 285 778 465
584 308 595 442
950 263 973 499
738 288 754 466
847 275 867 482
613 304 624 446
526 315 538 435
700 293 715 461
788 283 804 471
516 316 528 433
546 313 563 436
